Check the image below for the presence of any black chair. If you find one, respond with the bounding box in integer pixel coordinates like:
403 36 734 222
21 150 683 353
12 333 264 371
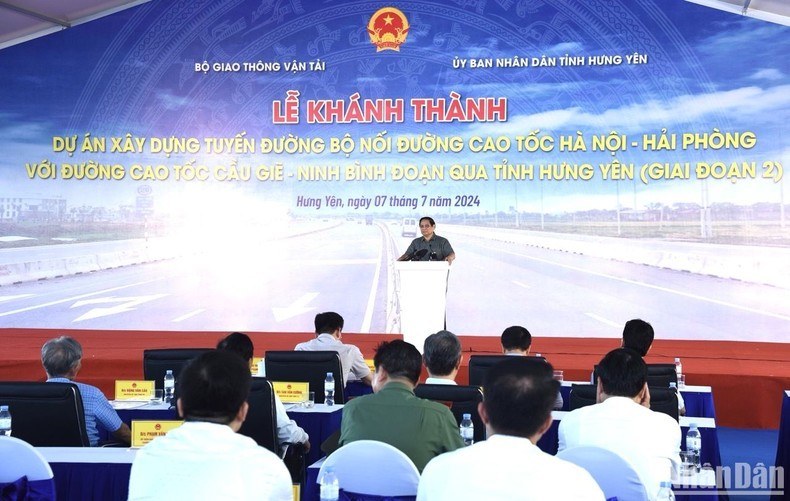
265 351 345 404
143 348 212 390
415 384 485 443
648 386 679 422
0 381 89 446
569 384 597 411
591 364 678 388
468 355 546 387
570 383 679 421
238 378 278 452
646 364 678 388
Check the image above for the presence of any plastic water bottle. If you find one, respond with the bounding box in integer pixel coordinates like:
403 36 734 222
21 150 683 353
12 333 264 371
0 405 11 437
686 423 702 471
674 357 683 380
460 413 474 446
656 480 675 500
319 466 339 501
324 372 335 406
164 369 175 404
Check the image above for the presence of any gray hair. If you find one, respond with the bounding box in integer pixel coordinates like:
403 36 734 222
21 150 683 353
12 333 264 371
41 336 83 377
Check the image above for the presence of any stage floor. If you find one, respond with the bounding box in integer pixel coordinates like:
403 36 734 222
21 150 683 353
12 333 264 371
2 328 789 428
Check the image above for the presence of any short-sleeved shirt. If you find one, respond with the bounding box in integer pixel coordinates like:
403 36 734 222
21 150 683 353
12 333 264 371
404 234 454 261
294 333 371 386
47 377 123 446
339 381 464 472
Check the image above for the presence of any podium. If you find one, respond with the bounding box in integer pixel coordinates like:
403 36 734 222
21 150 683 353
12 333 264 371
394 261 450 351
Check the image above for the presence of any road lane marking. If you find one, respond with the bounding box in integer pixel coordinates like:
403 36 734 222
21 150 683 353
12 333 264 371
0 294 34 303
0 278 168 318
512 280 530 289
360 238 383 333
485 245 790 322
72 294 169 321
173 309 205 322
284 259 377 265
272 292 319 322
585 312 620 328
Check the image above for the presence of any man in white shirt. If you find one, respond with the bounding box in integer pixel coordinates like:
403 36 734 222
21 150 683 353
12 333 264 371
500 325 563 410
423 330 461 385
295 311 372 387
128 350 292 501
217 332 309 451
418 358 605 500
559 348 681 499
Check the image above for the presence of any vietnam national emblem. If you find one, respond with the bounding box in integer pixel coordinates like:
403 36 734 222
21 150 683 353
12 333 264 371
367 7 409 52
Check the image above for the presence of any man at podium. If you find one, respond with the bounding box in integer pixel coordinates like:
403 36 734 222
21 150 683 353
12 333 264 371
397 216 455 264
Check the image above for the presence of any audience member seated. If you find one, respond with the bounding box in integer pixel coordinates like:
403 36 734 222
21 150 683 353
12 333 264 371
418 358 605 500
500 325 563 410
128 350 292 501
41 336 131 447
423 330 462 384
295 311 372 387
622 318 685 415
559 348 681 499
217 332 310 453
338 340 464 472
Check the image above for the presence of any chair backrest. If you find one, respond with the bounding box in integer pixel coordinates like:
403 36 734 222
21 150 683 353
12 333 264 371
570 384 679 421
142 348 212 390
646 364 678 388
414 384 485 442
648 386 679 422
557 446 649 501
591 363 678 388
0 381 89 446
265 351 345 404
569 384 597 411
238 378 278 453
0 436 54 481
468 355 546 387
318 440 420 496
0 436 56 501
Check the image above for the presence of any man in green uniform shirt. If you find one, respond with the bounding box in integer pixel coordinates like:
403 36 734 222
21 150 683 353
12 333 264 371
338 340 464 471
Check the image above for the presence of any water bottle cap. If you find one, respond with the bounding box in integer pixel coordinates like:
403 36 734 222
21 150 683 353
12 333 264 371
675 357 681 362
326 372 332 376
166 369 173 374
0 405 7 411
690 422 698 428
660 481 672 487
462 413 471 419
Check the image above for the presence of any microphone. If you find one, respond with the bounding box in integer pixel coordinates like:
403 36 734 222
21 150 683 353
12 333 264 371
428 243 437 261
410 249 428 261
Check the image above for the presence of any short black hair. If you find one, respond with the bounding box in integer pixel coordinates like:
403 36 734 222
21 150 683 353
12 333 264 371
373 340 422 384
216 332 254 362
423 330 462 376
419 216 435 227
483 358 559 438
622 319 654 357
596 348 647 398
178 350 251 424
315 312 344 334
501 326 532 352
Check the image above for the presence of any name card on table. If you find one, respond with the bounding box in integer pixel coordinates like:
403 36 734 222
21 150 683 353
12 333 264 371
273 381 309 403
131 420 183 447
115 380 155 400
252 356 264 375
365 359 375 372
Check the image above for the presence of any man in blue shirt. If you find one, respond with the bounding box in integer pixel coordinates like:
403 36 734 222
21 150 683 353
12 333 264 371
42 336 131 446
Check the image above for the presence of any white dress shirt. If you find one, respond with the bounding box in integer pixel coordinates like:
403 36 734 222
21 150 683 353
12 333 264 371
274 392 309 445
294 333 371 386
128 421 292 501
558 396 681 499
418 434 605 500
424 377 456 385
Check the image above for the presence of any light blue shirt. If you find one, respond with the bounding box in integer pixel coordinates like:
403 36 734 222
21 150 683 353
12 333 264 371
47 377 123 446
